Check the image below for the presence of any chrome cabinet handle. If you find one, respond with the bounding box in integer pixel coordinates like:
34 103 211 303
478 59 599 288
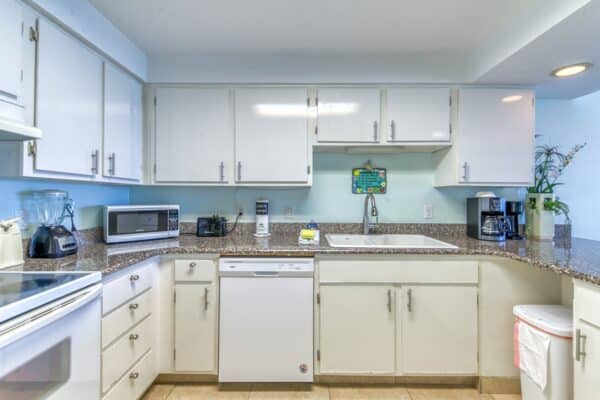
373 121 378 141
189 262 197 268
387 289 392 313
462 162 469 181
108 152 116 176
390 120 396 141
219 162 225 182
204 287 209 311
576 328 587 362
129 303 139 311
237 161 242 181
129 372 139 380
129 274 140 282
129 333 139 341
407 288 413 312
91 150 99 174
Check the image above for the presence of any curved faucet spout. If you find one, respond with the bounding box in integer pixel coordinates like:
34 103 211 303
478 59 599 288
362 193 379 234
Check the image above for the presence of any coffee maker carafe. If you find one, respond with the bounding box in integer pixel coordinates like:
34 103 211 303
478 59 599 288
27 190 78 258
467 197 508 241
505 201 524 240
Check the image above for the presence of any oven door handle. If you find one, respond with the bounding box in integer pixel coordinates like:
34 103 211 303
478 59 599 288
0 284 102 349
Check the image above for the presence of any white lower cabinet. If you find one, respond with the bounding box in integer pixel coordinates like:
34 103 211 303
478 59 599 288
174 283 217 372
398 285 478 375
173 258 218 373
319 285 395 374
573 280 600 400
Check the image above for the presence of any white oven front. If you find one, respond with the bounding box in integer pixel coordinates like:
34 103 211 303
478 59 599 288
0 284 102 399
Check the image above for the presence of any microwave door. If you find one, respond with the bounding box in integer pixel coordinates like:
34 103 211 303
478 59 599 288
109 210 169 236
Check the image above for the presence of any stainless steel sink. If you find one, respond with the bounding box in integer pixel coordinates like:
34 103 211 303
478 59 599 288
325 234 458 249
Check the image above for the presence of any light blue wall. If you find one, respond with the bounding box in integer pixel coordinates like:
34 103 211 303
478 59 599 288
131 153 523 223
0 178 130 234
536 92 600 240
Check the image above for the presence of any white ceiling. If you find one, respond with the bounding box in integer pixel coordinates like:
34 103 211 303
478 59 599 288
89 0 600 98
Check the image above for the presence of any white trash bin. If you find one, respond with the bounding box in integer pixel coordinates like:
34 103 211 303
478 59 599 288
513 305 573 400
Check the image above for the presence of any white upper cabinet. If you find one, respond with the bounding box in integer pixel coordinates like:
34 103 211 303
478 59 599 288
387 88 451 143
103 64 142 182
154 87 232 183
435 88 534 186
0 0 25 121
316 88 381 143
235 87 309 183
35 18 103 177
457 88 534 185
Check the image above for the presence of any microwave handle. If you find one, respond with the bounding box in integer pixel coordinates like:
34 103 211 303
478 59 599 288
0 284 101 349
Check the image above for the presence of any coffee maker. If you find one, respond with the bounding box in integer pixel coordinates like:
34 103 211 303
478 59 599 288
254 199 271 238
467 197 508 241
505 201 524 240
28 190 78 258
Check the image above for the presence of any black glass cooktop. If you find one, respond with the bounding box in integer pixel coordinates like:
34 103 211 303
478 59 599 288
0 272 83 307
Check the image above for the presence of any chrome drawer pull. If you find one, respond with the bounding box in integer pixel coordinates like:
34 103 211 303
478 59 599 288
407 288 413 312
189 262 197 268
129 372 139 380
129 303 139 311
576 328 587 362
130 274 140 282
204 287 209 311
129 333 139 341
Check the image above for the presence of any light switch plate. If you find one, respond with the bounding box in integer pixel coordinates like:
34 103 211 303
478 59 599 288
424 204 433 219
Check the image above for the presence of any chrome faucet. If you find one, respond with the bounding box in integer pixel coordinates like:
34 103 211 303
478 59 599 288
362 193 379 234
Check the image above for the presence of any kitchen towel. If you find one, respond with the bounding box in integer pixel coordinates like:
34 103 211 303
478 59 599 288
515 318 551 390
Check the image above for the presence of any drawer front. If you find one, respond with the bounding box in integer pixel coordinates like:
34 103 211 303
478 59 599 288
174 259 216 282
319 260 478 284
103 349 155 400
102 315 153 393
102 289 152 348
574 282 600 327
103 265 152 315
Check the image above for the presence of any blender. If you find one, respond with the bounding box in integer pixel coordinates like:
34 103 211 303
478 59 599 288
28 190 78 258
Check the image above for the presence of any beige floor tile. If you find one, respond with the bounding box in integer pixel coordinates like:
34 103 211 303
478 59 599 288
330 385 410 399
248 384 329 400
491 396 521 400
407 388 485 400
167 384 250 400
142 384 175 400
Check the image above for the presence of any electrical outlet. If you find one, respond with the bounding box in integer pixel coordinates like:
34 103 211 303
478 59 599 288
424 204 433 219
284 207 294 217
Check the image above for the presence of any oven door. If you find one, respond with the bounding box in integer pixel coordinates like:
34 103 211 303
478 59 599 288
106 208 173 243
0 284 101 400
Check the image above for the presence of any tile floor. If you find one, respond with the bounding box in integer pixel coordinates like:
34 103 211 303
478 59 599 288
142 384 522 400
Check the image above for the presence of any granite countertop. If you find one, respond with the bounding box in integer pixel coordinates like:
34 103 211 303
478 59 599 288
17 226 600 286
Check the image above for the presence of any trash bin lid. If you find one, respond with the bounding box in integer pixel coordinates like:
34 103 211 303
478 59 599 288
513 305 573 338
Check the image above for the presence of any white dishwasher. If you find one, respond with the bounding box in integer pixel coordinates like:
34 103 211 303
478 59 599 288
218 258 314 382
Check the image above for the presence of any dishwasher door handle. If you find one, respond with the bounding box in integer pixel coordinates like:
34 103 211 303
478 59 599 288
253 271 280 277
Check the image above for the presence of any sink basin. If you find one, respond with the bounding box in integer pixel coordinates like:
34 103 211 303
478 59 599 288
325 234 458 249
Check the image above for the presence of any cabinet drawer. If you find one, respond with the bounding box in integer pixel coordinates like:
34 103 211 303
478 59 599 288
319 259 478 284
102 315 153 393
103 265 152 315
574 281 600 327
103 349 155 400
174 259 216 282
102 289 152 348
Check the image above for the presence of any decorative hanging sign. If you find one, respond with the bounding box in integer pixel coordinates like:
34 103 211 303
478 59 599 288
352 167 387 194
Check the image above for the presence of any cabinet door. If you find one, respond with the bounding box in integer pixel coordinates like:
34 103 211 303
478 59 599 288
316 88 381 143
319 285 395 374
235 88 309 183
574 320 600 399
399 285 478 374
0 0 22 103
155 87 232 183
103 64 142 181
387 88 451 142
174 283 217 372
35 19 103 176
457 88 534 185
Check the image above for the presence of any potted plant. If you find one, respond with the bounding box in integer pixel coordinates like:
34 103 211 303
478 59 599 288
526 142 586 240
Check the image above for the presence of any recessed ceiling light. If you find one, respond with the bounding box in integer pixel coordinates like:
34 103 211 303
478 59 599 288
551 63 592 78
502 95 523 103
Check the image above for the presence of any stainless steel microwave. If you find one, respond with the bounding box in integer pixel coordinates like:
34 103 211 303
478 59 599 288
103 205 180 244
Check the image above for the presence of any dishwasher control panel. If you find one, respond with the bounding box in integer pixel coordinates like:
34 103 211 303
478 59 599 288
219 258 314 277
